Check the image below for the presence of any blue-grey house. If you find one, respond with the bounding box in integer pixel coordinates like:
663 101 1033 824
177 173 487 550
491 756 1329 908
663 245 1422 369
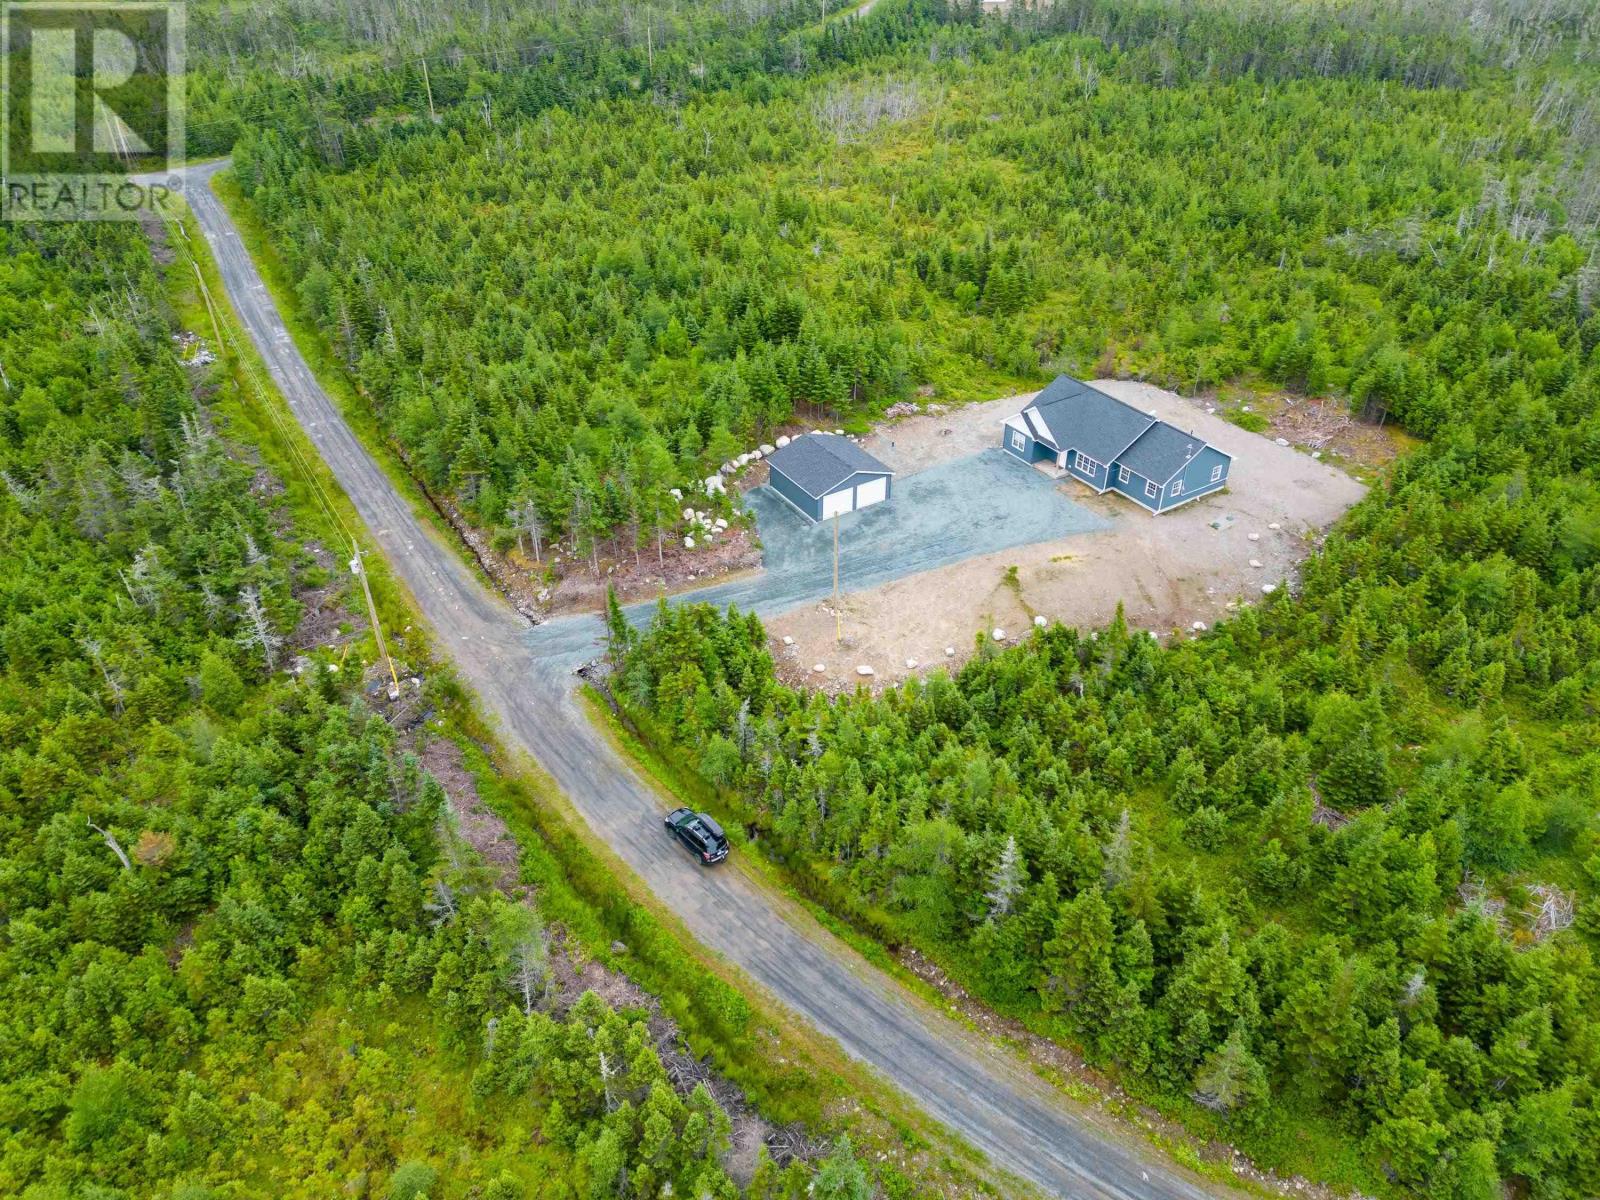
1002 376 1233 514
765 433 894 523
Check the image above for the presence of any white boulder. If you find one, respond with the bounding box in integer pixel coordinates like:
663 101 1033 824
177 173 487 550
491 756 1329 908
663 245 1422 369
705 475 725 495
1312 451 1323 460
776 435 791 448
1249 558 1263 568
856 665 875 677
992 628 1006 642
1274 437 1290 447
670 488 682 500
812 663 826 673
682 507 695 522
905 657 918 669
683 536 695 549
759 443 775 456
782 635 794 646
714 518 728 530
1192 621 1207 632
945 646 956 657
1262 583 1277 594
1033 615 1047 628
1247 532 1260 541
749 448 764 460
1268 522 1281 531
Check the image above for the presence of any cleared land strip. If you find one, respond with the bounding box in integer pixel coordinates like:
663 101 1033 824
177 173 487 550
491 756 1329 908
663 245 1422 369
172 157 1239 1200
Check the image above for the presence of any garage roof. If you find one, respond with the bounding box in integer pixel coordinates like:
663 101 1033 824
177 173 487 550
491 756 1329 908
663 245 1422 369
1026 376 1156 464
766 433 893 498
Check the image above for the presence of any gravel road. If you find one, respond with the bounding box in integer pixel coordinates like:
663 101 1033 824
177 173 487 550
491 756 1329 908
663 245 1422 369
171 159 1241 1200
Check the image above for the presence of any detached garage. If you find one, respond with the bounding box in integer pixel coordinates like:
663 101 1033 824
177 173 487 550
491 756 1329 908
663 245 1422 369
765 433 894 523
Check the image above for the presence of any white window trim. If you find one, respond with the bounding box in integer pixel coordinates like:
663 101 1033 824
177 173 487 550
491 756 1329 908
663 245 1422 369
1171 479 1185 497
1077 455 1101 477
1010 428 1027 452
1119 465 1132 484
1144 479 1158 499
1210 464 1223 483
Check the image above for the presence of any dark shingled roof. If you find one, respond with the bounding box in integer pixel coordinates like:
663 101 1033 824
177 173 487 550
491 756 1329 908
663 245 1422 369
765 433 893 498
1027 376 1156 465
1116 420 1207 483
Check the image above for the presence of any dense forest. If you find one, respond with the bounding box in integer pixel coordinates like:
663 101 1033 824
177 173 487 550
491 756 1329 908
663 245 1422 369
584 4 1600 1199
0 222 887 1198
7 0 1599 1194
215 0 1600 571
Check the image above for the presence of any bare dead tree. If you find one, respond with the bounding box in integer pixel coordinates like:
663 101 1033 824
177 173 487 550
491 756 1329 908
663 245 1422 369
237 585 283 670
79 638 127 716
811 77 926 145
1525 884 1575 940
88 818 132 870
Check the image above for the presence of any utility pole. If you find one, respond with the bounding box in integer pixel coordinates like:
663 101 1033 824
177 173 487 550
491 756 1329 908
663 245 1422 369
420 58 437 121
191 260 226 353
832 513 842 643
351 539 402 699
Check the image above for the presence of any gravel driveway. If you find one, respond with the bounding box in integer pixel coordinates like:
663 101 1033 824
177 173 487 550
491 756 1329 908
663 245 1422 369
768 380 1368 686
739 449 1108 603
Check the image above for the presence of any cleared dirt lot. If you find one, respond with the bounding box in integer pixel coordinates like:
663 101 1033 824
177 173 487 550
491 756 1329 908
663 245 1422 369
766 379 1369 690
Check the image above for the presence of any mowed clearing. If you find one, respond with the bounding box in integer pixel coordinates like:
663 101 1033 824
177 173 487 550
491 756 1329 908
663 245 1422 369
765 380 1369 689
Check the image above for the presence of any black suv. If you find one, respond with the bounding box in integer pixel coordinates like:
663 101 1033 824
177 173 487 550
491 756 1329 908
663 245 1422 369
664 807 729 865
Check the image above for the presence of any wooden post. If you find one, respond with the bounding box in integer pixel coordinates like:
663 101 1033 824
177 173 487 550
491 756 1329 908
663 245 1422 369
420 58 437 121
833 513 841 643
352 539 402 699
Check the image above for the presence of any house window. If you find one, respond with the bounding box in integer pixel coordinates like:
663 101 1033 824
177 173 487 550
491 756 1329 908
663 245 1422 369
1144 480 1158 499
1210 464 1223 483
1119 465 1131 484
1010 428 1027 452
1171 479 1186 497
1077 455 1100 476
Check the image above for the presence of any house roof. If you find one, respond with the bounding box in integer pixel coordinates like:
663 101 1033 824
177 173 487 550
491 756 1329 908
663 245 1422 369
1021 375 1230 483
766 433 892 498
1117 421 1209 484
1026 376 1156 464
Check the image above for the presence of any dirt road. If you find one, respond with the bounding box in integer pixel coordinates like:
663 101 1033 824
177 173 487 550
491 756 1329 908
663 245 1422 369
172 159 1241 1200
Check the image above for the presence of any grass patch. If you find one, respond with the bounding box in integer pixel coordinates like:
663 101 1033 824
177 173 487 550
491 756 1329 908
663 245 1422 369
1224 408 1271 434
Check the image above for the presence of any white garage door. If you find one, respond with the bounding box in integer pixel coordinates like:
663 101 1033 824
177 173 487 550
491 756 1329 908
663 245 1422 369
854 476 887 509
821 487 854 519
